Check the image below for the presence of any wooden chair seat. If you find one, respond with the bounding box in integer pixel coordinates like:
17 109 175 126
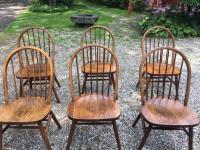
141 97 200 127
144 63 180 75
15 64 51 79
0 97 51 124
81 62 116 74
68 94 120 121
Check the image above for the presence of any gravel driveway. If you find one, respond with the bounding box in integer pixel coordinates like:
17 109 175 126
0 1 25 32
0 16 200 150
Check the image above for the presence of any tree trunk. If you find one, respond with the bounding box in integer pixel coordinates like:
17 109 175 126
128 0 132 16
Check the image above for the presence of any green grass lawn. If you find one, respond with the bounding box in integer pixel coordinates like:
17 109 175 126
4 0 130 33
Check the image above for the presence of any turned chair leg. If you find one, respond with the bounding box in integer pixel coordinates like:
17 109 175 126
112 120 121 150
141 116 146 133
66 121 76 150
20 79 23 97
55 76 61 88
0 124 2 150
29 79 33 89
52 86 61 103
51 112 62 129
136 80 140 88
138 125 151 150
175 76 179 100
38 122 52 150
2 125 9 133
111 73 115 89
189 127 193 150
132 113 141 128
136 72 145 88
82 74 88 94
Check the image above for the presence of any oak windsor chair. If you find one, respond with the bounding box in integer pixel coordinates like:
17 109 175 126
0 46 61 150
17 27 61 103
80 25 116 93
136 26 176 87
66 44 121 150
133 26 179 128
137 47 200 149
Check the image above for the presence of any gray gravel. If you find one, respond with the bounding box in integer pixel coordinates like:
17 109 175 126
0 17 200 150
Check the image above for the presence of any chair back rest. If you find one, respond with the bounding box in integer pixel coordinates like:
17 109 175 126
141 26 175 58
69 44 119 100
3 46 54 104
80 25 115 52
139 47 191 106
17 27 55 62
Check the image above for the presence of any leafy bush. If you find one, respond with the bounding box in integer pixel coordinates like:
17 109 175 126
30 0 74 7
29 1 69 12
138 14 200 38
87 0 146 12
132 0 146 12
37 0 49 5
146 0 200 15
29 2 49 12
61 0 74 7
181 0 199 7
180 0 200 15
138 0 200 38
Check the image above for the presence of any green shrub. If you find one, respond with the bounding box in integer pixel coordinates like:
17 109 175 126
61 0 74 7
28 1 69 12
35 0 73 7
37 0 49 5
86 0 146 12
132 0 146 12
181 0 199 7
138 14 200 38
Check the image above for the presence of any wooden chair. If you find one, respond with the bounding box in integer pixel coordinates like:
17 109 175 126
80 25 115 93
133 26 178 128
67 44 121 149
0 46 61 150
136 26 176 87
136 47 200 150
17 27 61 103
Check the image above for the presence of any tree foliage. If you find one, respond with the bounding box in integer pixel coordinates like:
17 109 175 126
86 0 146 12
38 0 74 7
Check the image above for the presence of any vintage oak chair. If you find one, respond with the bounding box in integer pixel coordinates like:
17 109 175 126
80 25 116 93
136 26 176 87
133 26 178 127
67 44 121 149
136 47 200 149
0 46 61 150
17 27 61 103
